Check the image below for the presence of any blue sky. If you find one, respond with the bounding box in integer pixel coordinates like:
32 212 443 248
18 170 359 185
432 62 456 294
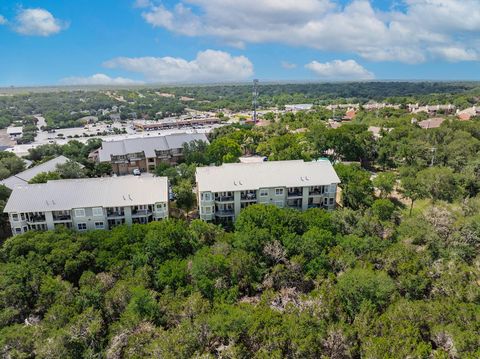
1 0 480 86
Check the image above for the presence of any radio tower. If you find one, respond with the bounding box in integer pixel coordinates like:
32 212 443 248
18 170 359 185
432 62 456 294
252 79 259 123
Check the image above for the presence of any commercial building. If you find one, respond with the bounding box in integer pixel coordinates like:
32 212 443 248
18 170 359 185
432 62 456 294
92 132 209 175
4 176 169 236
134 117 221 131
196 160 340 222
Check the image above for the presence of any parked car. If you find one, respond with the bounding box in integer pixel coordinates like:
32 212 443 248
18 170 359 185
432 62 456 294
133 168 141 176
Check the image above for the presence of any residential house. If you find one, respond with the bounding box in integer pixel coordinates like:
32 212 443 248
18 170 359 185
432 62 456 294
196 160 340 223
4 176 169 236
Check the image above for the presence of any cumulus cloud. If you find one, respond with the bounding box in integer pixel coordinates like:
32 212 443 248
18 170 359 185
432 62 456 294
0 15 7 25
60 74 143 86
138 0 480 63
133 0 152 9
281 61 297 70
14 8 67 36
103 50 254 83
305 59 374 80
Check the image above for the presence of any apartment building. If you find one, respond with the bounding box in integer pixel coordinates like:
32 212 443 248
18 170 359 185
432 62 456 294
91 132 208 175
196 160 340 222
4 176 169 236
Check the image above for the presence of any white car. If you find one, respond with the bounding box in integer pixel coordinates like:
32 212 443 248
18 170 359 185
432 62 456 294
133 169 141 176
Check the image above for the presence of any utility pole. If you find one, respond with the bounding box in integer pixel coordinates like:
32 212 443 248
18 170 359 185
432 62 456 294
253 79 259 123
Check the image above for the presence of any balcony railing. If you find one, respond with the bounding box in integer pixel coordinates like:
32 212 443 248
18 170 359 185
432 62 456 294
287 190 303 197
215 195 234 202
53 214 72 221
132 209 152 217
107 211 125 218
309 189 325 196
215 209 235 217
241 193 257 201
27 215 46 223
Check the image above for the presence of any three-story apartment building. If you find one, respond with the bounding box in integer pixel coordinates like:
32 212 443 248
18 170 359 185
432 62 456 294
196 160 340 222
91 132 209 175
4 176 169 236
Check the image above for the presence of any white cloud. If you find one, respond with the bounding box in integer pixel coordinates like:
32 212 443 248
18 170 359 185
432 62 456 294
14 8 67 36
60 74 143 86
0 15 7 25
281 61 297 70
103 50 254 83
305 59 374 80
134 0 152 9
138 0 480 63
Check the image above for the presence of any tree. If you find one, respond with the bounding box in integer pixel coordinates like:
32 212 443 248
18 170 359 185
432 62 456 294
416 166 461 203
373 172 396 198
182 140 209 165
28 171 61 184
335 163 374 210
337 268 396 318
55 161 86 179
207 137 242 164
173 180 196 218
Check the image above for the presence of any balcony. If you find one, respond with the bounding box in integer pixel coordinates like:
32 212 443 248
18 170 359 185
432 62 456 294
241 192 257 201
132 209 152 217
287 188 303 197
215 209 235 217
27 214 46 223
53 214 72 222
107 210 125 218
215 195 234 202
309 187 325 196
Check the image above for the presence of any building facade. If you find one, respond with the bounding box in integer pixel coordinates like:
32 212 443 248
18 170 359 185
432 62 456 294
4 176 169 236
196 160 340 223
91 132 209 175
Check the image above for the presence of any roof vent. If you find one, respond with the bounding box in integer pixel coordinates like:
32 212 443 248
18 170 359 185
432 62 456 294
123 195 126 200
305 176 310 181
45 200 49 206
128 195 133 201
300 177 304 181
52 200 56 205
239 181 243 186
233 181 237 186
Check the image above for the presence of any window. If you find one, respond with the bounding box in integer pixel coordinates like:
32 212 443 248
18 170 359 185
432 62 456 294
156 203 166 211
20 213 25 221
324 197 329 205
92 207 103 217
12 213 19 221
15 227 21 234
274 201 284 208
275 188 284 196
260 189 269 197
77 223 87 231
329 184 336 193
329 198 334 205
23 226 28 232
201 192 212 201
74 209 85 217
203 206 212 214
94 222 104 229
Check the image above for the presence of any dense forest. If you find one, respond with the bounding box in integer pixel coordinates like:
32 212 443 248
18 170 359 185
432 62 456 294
0 201 478 357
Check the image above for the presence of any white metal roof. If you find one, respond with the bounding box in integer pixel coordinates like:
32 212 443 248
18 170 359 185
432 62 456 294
6 127 23 135
196 160 340 193
98 132 209 162
0 156 78 190
4 176 168 213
